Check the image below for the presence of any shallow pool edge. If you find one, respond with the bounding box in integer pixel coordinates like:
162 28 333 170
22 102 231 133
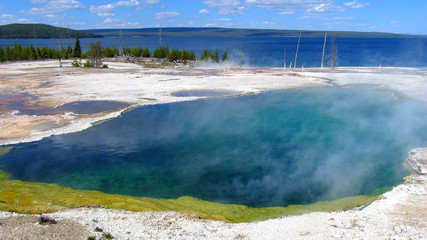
0 168 384 223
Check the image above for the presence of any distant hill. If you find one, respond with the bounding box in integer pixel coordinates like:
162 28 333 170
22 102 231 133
84 27 417 38
0 23 101 39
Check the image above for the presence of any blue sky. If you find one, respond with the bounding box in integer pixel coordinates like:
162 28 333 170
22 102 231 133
0 0 425 34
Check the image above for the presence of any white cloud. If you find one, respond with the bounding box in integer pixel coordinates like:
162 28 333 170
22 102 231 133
202 0 367 15
17 18 36 23
98 12 116 17
155 12 182 19
45 14 58 18
0 14 15 19
245 0 342 14
103 18 121 24
203 0 248 14
89 0 146 17
127 22 142 27
344 1 368 9
116 0 141 7
145 0 159 3
89 4 115 13
45 0 84 11
217 17 231 21
278 11 294 15
97 18 141 28
299 15 354 21
31 0 47 3
306 3 344 14
22 0 84 15
250 20 277 27
199 9 209 14
0 13 35 24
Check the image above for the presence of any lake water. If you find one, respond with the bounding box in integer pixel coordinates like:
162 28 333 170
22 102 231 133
2 86 427 207
1 36 426 67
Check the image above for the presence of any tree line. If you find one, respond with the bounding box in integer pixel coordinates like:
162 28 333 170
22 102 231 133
0 33 229 66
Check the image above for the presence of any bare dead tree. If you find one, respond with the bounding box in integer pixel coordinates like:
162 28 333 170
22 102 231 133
294 31 301 69
321 32 327 70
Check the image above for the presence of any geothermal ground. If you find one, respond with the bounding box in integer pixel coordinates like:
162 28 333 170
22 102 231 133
0 60 426 239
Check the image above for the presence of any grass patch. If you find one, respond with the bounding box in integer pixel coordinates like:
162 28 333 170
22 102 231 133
0 170 378 223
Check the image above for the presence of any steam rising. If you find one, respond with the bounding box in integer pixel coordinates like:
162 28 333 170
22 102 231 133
1 86 427 207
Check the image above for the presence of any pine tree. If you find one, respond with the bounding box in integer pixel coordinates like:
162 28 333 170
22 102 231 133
113 46 119 57
0 46 4 62
189 50 196 60
66 45 72 59
181 48 189 60
153 45 170 58
142 48 151 57
72 31 82 58
22 46 31 60
169 48 180 62
12 43 23 60
132 46 143 57
201 48 211 60
103 46 115 58
4 44 11 61
222 51 228 62
211 49 219 63
30 44 37 60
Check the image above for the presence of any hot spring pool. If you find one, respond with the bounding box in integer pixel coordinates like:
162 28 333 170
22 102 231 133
1 85 427 207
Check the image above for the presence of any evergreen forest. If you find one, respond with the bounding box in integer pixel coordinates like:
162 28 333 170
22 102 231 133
0 35 228 67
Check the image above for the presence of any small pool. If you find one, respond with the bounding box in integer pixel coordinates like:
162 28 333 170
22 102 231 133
54 101 130 115
0 95 129 115
172 90 236 97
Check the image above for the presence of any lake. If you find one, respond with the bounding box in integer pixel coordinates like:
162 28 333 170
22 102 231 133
1 36 426 67
1 86 427 207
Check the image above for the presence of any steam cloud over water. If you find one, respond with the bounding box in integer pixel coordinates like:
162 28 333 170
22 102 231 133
1 86 427 207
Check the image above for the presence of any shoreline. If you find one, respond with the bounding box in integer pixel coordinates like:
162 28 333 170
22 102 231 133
1 60 427 239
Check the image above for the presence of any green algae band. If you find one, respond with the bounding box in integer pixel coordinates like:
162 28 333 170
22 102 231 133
0 170 376 222
1 86 427 209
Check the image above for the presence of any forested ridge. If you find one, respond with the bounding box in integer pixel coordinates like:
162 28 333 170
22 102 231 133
0 23 100 39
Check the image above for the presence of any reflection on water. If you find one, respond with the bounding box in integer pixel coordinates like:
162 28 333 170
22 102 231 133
1 86 427 207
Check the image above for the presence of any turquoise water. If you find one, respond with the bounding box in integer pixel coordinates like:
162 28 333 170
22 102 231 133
1 86 427 207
